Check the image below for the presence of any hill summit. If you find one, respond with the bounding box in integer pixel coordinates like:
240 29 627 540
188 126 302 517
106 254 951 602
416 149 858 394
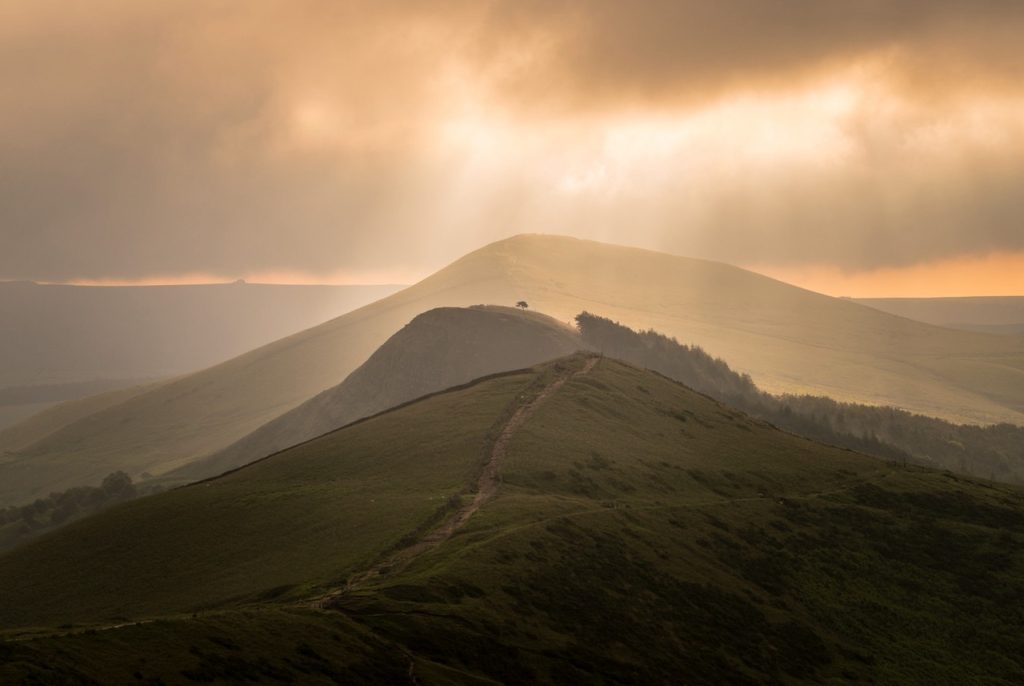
3 234 1024 507
173 305 582 481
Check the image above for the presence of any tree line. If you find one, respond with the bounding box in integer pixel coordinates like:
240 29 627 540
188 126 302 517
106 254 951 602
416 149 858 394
0 471 163 552
575 312 1024 484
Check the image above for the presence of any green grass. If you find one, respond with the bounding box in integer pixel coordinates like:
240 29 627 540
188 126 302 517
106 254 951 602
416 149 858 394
3 357 1024 684
335 359 1024 683
0 608 411 685
0 371 531 627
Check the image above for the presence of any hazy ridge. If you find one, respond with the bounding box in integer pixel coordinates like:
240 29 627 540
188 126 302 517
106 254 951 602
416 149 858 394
856 296 1024 335
0 281 402 430
3 235 1023 507
172 305 581 482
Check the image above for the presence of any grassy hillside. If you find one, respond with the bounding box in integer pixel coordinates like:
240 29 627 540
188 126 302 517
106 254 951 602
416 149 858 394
0 381 163 455
0 609 414 685
577 312 1024 484
0 471 166 554
856 296 1024 335
0 403 57 436
2 357 1023 684
0 370 528 627
173 306 582 482
0 280 402 389
0 379 162 433
0 281 401 431
4 234 1024 507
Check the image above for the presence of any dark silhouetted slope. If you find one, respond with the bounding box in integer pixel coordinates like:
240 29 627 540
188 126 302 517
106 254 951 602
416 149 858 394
0 367 534 626
2 357 1023 684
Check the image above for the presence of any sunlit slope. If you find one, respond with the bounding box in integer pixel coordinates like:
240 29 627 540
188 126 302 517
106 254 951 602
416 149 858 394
481 236 1024 424
0 281 402 432
4 234 1023 507
856 296 1024 335
174 306 582 482
0 246 531 506
3 358 1023 684
0 281 403 389
0 380 164 455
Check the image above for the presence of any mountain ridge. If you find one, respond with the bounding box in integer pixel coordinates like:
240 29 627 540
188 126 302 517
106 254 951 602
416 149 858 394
171 305 583 482
3 234 1023 506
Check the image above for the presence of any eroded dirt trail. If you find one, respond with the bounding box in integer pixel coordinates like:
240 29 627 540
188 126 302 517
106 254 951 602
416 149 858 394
323 356 599 603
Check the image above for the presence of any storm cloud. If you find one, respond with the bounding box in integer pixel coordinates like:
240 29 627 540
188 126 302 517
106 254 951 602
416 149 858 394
1 1 1022 282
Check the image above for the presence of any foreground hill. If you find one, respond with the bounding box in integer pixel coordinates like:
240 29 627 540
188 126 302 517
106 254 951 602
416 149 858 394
2 356 1023 684
0 280 401 430
172 306 582 482
856 296 1024 335
5 234 1024 506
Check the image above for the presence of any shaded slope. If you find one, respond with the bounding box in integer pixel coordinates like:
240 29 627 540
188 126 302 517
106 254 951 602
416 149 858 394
0 610 414 685
334 359 1024 684
2 357 1023 684
5 234 1024 507
0 368 534 627
328 355 599 598
173 306 582 482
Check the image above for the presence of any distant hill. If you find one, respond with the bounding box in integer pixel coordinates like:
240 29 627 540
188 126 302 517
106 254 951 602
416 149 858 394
3 356 1023 684
172 305 582 482
183 309 1024 488
856 296 1024 335
0 305 582 550
4 234 1024 507
8 305 1022 552
0 281 403 429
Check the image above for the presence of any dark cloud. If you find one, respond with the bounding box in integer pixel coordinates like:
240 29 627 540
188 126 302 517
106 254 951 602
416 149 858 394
472 0 1024 108
1 1 1023 281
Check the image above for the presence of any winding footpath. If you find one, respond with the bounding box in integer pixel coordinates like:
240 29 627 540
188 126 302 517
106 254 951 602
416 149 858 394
322 355 600 605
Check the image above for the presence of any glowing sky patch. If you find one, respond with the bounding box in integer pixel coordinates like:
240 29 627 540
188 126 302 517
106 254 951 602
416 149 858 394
3 2 1024 295
749 251 1024 298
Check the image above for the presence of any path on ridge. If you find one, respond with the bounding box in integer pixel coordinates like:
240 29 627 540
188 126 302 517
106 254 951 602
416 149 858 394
323 355 600 604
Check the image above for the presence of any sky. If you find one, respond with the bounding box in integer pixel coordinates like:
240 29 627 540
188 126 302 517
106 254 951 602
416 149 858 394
2 1 1023 296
